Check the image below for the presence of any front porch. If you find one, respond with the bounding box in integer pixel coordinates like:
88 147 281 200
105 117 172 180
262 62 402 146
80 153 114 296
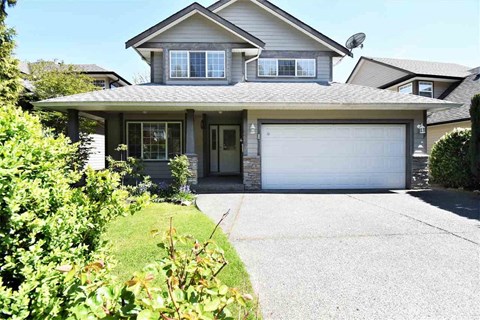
66 109 254 190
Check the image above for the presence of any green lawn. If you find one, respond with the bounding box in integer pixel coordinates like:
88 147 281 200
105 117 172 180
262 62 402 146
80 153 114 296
104 203 258 318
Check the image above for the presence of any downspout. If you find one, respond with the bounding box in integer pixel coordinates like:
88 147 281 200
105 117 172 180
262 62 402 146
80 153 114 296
109 77 120 89
244 48 262 82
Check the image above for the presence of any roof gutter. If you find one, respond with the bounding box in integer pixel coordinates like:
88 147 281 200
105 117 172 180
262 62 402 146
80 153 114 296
33 100 461 112
244 48 262 82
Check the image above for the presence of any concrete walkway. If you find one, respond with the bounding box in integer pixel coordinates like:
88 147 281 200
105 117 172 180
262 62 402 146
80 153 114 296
196 190 480 320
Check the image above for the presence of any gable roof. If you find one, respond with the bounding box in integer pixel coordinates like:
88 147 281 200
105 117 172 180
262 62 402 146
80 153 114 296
125 2 265 49
209 0 351 57
349 57 472 82
34 82 457 112
428 67 480 125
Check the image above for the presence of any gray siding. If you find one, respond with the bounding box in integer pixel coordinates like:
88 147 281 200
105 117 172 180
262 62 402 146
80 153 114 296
217 0 330 51
149 13 245 43
152 52 163 83
246 51 332 82
232 52 244 83
348 60 409 87
433 81 452 99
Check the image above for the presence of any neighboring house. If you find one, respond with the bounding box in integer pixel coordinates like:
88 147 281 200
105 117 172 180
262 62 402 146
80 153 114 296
35 0 459 190
346 56 479 152
22 62 131 170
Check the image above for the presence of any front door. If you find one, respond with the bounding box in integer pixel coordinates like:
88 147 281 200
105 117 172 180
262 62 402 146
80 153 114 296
210 125 240 174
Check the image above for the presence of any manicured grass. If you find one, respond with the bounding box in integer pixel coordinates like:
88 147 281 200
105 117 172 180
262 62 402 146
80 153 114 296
104 203 258 318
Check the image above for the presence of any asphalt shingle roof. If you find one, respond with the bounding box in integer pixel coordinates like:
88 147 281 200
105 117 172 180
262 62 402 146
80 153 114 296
36 82 456 107
367 57 472 78
428 67 480 124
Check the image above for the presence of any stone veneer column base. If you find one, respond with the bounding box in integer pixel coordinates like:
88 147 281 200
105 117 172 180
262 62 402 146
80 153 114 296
243 156 261 191
412 154 429 189
185 154 198 186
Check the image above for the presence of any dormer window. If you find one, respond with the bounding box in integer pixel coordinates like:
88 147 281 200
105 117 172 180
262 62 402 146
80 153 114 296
418 81 433 98
93 79 106 89
258 59 316 78
170 50 225 79
398 82 413 94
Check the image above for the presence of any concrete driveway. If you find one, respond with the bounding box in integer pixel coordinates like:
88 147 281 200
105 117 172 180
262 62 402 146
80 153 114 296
196 190 480 320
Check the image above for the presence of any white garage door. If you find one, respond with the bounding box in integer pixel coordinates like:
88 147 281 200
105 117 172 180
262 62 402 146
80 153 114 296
261 124 406 189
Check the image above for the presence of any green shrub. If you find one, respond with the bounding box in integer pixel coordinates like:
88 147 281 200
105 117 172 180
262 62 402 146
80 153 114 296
469 94 480 186
169 155 192 189
430 128 473 188
63 219 253 319
0 104 148 319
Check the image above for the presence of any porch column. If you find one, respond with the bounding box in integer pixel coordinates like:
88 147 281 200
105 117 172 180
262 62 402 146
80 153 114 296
67 109 80 143
185 109 198 185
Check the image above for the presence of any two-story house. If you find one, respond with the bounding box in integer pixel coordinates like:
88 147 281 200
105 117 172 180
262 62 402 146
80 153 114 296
35 0 458 191
346 56 479 152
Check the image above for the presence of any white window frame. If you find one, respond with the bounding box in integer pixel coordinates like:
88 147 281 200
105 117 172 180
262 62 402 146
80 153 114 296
257 58 316 78
398 82 413 94
418 81 434 98
126 121 183 161
169 50 226 79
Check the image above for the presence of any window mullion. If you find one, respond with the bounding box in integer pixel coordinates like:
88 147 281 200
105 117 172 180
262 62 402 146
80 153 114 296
205 51 208 79
187 52 190 78
295 59 298 77
276 59 279 77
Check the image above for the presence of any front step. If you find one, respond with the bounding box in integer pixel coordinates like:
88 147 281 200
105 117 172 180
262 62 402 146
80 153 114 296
193 183 245 193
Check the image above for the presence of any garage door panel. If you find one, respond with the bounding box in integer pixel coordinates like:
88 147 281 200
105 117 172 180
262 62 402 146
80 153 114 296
261 124 406 189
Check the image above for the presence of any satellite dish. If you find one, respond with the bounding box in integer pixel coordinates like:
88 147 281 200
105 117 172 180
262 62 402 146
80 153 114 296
345 32 366 56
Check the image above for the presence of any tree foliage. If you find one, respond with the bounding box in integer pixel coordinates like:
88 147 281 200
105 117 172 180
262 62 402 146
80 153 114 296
28 60 98 101
469 94 480 186
0 0 21 105
25 60 100 166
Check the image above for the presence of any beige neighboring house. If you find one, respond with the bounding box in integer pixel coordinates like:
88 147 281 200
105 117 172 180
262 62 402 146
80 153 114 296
35 0 460 191
21 62 131 169
347 57 479 152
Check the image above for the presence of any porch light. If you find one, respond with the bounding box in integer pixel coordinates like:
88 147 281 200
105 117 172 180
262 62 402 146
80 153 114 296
417 123 426 134
249 123 256 135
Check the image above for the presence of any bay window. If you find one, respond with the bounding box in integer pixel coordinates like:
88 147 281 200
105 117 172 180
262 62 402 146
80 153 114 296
127 122 182 160
258 58 316 77
170 50 225 79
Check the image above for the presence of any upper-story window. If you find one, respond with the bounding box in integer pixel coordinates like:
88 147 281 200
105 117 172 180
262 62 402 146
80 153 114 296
170 51 225 79
93 79 106 89
418 81 433 98
398 82 413 94
258 59 316 77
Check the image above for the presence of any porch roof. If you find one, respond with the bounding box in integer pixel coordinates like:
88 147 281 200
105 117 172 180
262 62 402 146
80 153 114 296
34 82 460 112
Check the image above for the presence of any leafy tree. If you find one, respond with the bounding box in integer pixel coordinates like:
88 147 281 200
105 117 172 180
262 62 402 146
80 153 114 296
0 0 16 20
0 0 21 105
469 94 480 186
26 60 100 166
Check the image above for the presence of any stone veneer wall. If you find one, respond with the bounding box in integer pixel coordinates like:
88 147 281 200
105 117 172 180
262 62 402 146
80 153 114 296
186 154 198 185
243 156 261 191
412 155 429 189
